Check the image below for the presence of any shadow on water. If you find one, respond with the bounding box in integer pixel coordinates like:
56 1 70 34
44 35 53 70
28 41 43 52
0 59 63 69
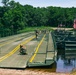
56 49 76 73
26 50 76 73
27 57 76 73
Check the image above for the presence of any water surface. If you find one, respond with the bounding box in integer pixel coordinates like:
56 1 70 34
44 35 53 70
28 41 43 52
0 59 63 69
56 55 76 72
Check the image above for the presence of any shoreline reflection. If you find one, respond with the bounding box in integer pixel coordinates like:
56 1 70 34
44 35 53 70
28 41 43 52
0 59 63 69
56 55 76 73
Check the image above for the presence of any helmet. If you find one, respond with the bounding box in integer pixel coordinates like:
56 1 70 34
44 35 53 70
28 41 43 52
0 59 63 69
20 44 23 47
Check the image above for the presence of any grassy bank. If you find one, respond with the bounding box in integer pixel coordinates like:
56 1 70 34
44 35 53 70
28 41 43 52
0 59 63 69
17 26 53 33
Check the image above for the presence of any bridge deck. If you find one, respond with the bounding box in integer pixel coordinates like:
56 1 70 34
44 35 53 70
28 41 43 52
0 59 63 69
0 32 56 68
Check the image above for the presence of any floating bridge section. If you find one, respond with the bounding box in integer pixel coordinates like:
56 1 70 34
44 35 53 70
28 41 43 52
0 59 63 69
0 31 56 68
53 29 76 59
65 34 76 59
28 32 57 67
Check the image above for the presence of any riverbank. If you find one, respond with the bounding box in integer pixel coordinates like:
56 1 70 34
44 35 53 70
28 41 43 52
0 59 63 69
0 68 70 75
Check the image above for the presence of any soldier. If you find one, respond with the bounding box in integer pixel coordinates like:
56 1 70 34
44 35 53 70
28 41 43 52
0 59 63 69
20 44 27 55
35 30 38 39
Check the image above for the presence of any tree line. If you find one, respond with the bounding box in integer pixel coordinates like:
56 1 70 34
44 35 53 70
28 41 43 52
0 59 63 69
0 0 76 37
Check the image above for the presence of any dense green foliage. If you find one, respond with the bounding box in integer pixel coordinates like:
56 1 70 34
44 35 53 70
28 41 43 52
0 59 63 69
0 0 76 37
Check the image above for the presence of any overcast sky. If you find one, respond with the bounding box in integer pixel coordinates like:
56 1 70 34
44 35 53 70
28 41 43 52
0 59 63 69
0 0 76 8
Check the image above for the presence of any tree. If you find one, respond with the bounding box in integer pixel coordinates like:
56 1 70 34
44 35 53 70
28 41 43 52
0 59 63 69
2 0 9 6
8 0 16 8
1 0 76 37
